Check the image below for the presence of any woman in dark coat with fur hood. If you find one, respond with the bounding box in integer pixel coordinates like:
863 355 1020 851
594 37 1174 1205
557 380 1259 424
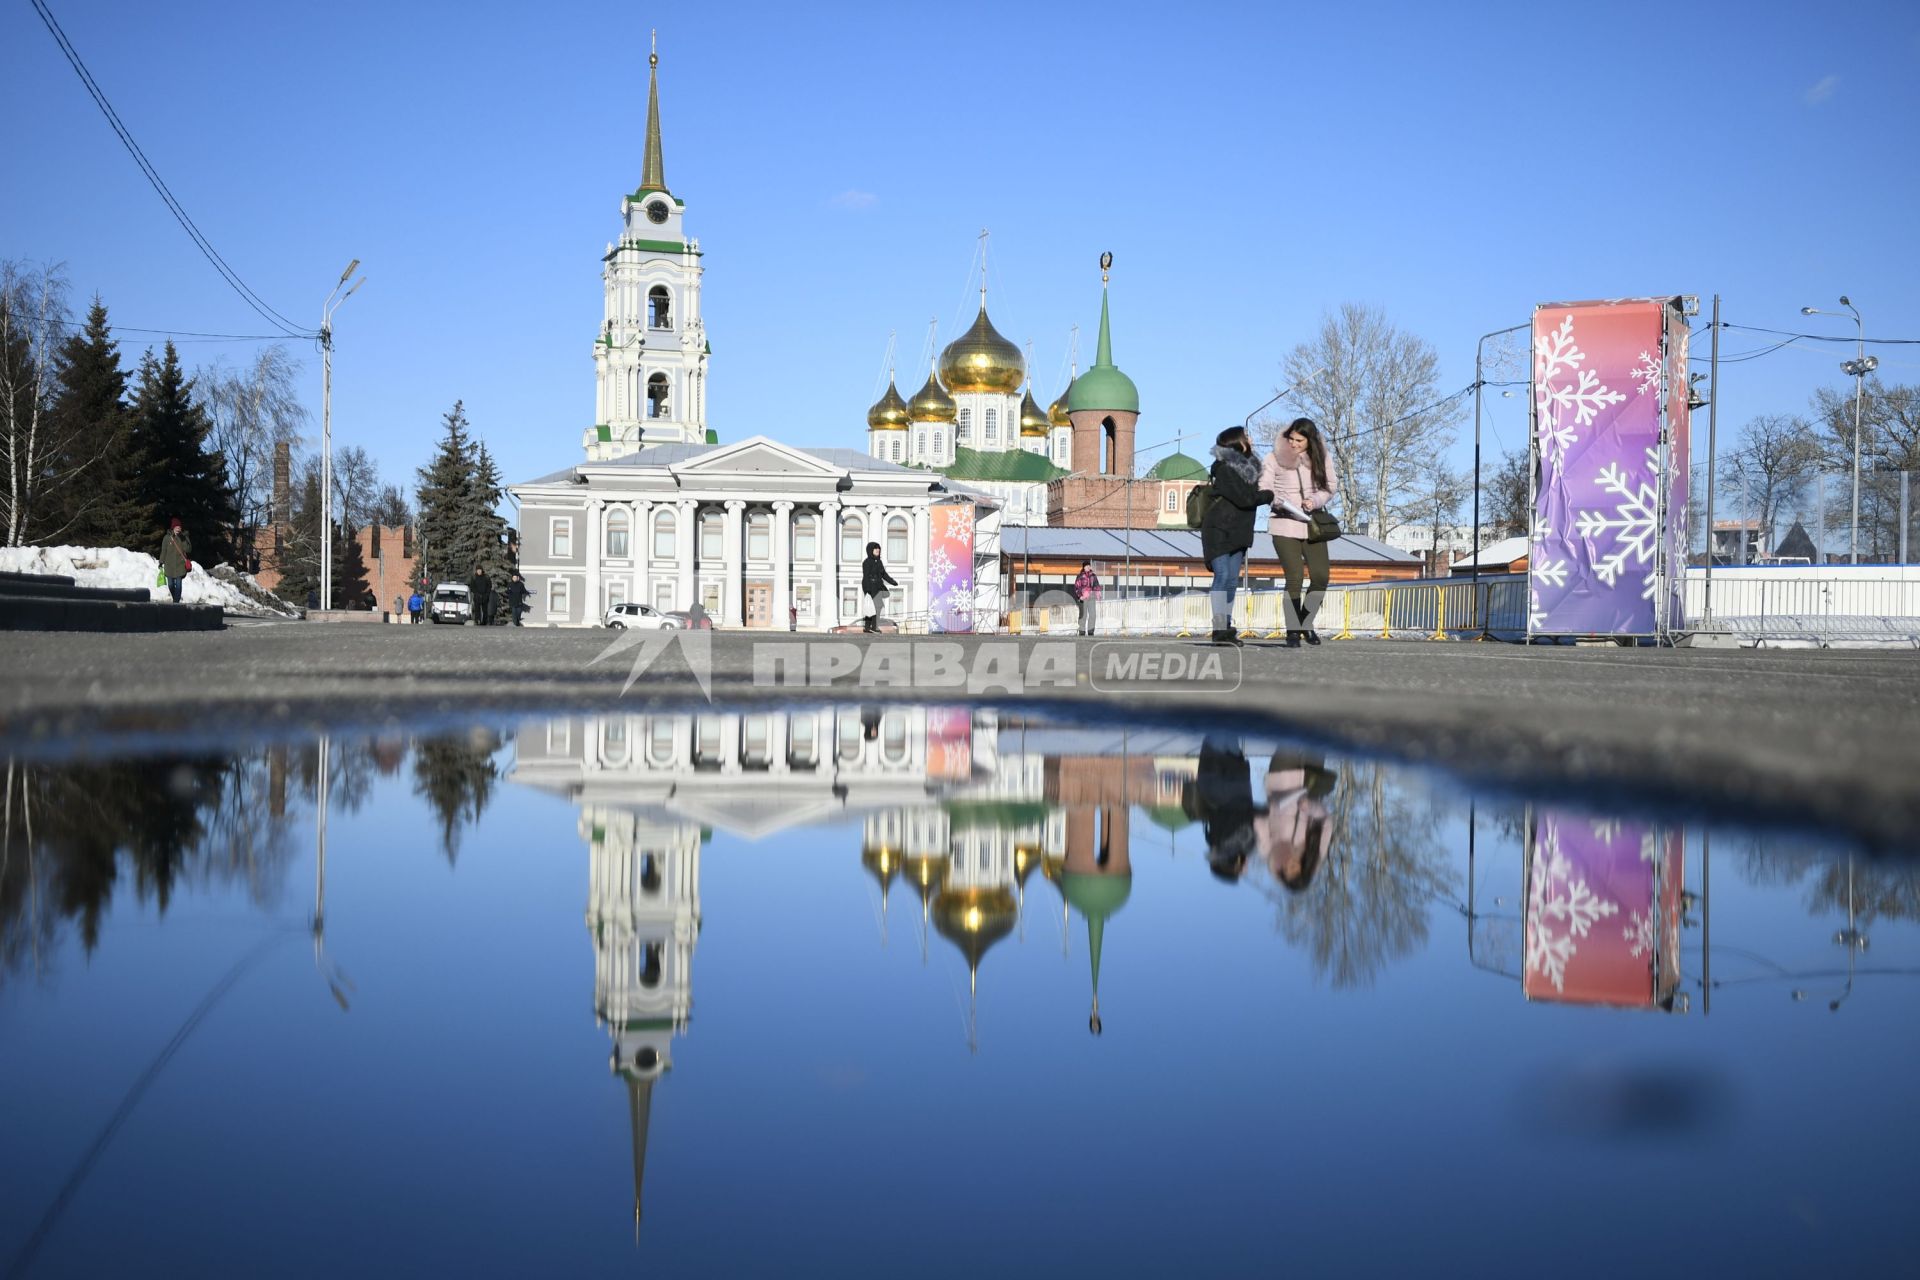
1201 426 1273 645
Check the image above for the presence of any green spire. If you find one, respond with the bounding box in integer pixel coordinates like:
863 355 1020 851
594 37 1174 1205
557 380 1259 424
639 38 667 195
1067 267 1140 414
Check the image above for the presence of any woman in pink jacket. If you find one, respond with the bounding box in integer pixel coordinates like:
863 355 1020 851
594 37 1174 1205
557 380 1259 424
1259 417 1339 647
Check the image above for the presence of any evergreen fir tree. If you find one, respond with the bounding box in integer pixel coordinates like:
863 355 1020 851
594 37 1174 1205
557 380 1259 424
411 729 501 864
127 342 240 562
415 400 477 588
40 297 151 547
472 442 514 622
276 468 324 607
331 523 373 609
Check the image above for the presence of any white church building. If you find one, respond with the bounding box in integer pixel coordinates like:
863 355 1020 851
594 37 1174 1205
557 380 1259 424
511 46 995 630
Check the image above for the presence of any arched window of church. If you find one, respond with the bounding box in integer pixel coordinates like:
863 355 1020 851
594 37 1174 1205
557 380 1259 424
646 373 670 419
840 514 863 562
887 515 909 563
652 509 676 559
606 507 631 558
747 511 771 561
985 408 998 443
957 407 971 442
932 429 943 457
648 286 672 330
700 511 724 560
793 513 818 562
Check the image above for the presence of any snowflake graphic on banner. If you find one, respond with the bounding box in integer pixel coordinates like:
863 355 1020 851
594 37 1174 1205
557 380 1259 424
1573 447 1660 599
1630 349 1661 398
941 505 975 545
926 543 956 590
1531 557 1569 589
1534 314 1626 479
1526 822 1623 994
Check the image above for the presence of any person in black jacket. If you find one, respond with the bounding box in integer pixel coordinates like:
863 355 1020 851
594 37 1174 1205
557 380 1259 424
466 567 495 626
1200 426 1273 646
505 573 533 626
861 541 898 633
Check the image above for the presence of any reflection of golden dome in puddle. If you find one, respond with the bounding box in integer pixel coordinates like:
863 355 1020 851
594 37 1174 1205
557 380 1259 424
866 378 910 431
939 307 1025 394
900 852 950 908
861 843 900 888
1018 388 1050 437
907 364 957 423
932 886 1018 969
1012 844 1042 887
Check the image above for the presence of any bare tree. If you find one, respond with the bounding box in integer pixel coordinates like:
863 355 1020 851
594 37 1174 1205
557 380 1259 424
1716 414 1817 557
0 260 72 546
371 483 412 528
1807 381 1920 560
1488 447 1531 538
1408 463 1469 572
1272 303 1462 539
330 444 380 533
199 345 309 531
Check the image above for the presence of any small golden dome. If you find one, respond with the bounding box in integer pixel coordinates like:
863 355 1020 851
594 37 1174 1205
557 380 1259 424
1018 388 1050 437
907 364 957 423
939 307 1025 395
932 886 1018 968
1048 381 1073 428
900 852 950 905
866 378 910 432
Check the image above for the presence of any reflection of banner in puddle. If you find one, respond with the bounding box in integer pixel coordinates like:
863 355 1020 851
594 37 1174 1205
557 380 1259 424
1524 813 1681 1008
925 706 972 782
928 502 976 633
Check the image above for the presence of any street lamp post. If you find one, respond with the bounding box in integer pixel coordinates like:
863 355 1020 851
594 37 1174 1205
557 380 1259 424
1473 324 1529 621
1801 298 1875 564
320 260 366 610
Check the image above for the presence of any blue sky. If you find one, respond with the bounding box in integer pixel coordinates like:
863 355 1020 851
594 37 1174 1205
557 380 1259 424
4 0 1917 500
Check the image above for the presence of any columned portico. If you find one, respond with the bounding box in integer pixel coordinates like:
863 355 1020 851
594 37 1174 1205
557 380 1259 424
721 498 745 627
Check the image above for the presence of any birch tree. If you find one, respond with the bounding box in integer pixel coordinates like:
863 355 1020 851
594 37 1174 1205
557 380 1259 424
200 345 309 530
1270 303 1461 539
0 260 71 546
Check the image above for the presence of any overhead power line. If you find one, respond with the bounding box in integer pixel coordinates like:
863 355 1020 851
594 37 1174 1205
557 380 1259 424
29 0 315 341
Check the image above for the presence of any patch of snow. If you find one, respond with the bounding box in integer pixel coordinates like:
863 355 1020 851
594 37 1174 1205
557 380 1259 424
0 545 301 618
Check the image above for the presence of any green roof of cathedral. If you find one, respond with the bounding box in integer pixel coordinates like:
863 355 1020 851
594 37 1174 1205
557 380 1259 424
1146 451 1206 481
939 447 1068 483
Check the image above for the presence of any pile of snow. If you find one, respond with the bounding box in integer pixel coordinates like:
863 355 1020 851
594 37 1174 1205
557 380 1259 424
0 545 302 618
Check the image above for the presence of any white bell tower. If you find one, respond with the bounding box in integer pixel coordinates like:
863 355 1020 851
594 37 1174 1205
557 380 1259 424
587 34 710 461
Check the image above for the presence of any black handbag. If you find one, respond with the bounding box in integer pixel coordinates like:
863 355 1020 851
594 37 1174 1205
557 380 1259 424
1307 509 1342 544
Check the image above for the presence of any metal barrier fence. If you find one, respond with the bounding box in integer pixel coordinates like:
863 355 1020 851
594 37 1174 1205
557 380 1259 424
1685 571 1920 623
999 577 1531 639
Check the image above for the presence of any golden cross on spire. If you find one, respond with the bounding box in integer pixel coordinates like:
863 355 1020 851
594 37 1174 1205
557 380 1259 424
649 29 658 67
978 228 989 307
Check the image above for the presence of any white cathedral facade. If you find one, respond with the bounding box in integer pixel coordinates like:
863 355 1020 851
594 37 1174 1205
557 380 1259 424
511 47 994 630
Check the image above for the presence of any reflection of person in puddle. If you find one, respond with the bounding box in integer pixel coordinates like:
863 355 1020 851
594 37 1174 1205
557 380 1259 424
1186 737 1262 884
1062 803 1131 1036
1256 750 1336 891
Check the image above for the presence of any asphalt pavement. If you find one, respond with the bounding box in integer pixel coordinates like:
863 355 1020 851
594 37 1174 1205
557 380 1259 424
3 622 1916 850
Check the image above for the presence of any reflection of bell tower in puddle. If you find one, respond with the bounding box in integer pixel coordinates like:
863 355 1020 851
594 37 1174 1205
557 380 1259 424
1061 802 1132 1034
585 805 701 1234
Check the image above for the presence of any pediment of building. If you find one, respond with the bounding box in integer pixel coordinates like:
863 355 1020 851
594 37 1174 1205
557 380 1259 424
671 435 841 479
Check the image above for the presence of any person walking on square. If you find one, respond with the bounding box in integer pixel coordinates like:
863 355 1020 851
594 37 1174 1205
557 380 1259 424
861 541 897 634
1073 561 1101 636
408 588 424 624
506 573 532 626
158 517 192 604
466 566 494 627
1200 427 1272 646
1261 417 1339 648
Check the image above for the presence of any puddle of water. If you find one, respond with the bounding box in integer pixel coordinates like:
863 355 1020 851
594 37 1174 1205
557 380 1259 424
1 705 1916 1275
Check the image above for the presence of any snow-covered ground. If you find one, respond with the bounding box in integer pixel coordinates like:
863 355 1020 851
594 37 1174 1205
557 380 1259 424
0 545 302 618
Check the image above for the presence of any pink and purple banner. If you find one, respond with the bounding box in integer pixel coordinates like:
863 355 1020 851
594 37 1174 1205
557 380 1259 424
928 502 975 634
1530 299 1690 636
1524 812 1683 1009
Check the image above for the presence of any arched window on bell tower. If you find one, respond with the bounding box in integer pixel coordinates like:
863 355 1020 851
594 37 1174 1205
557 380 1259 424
648 286 672 330
647 373 670 419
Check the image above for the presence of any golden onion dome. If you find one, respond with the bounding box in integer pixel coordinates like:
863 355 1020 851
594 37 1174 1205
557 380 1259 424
1048 381 1073 428
861 843 900 888
939 307 1026 395
907 364 957 423
1018 388 1050 437
866 378 911 432
900 852 950 906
